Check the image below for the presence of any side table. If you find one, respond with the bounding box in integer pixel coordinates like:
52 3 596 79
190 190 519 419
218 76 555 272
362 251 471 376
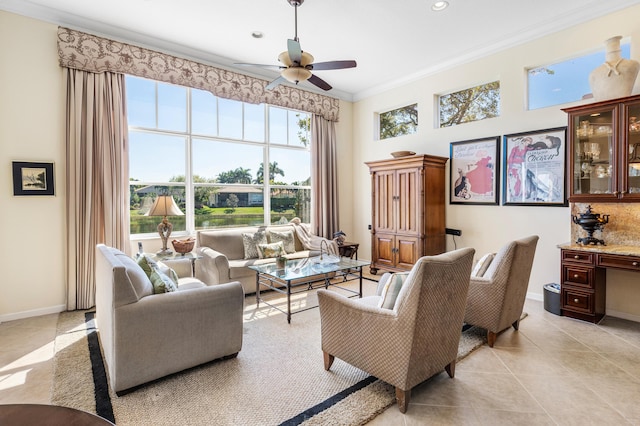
338 242 359 260
150 252 202 277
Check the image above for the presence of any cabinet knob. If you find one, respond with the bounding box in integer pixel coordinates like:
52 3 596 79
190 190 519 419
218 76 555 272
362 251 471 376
574 255 580 259
574 298 580 303
633 261 639 267
573 274 579 279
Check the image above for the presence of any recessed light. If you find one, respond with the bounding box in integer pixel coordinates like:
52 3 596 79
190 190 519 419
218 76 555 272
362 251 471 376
431 1 449 11
251 31 264 39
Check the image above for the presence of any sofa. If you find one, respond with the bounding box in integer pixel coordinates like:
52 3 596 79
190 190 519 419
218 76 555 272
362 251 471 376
95 244 244 394
196 223 337 295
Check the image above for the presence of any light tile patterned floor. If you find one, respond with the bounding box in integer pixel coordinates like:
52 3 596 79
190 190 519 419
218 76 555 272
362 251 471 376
1 297 639 425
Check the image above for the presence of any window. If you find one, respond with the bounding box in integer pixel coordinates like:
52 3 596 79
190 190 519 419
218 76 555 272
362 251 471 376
378 104 418 140
527 42 631 110
126 76 312 236
438 81 500 128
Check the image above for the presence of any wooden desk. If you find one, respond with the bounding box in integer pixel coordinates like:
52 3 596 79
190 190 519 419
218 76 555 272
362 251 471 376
558 244 640 323
0 404 115 425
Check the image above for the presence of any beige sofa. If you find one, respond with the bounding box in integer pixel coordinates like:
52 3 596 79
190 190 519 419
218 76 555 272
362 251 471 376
95 244 244 394
196 223 336 295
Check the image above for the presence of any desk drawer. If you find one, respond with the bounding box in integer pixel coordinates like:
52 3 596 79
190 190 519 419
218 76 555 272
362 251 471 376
597 253 640 271
562 288 593 313
562 265 593 288
562 250 595 265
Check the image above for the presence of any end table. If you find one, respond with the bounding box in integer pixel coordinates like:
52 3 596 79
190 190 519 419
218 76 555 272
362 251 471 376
338 242 359 260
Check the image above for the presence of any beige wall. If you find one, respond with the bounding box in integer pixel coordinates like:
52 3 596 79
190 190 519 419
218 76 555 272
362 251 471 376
0 11 66 321
348 5 640 321
3 5 640 322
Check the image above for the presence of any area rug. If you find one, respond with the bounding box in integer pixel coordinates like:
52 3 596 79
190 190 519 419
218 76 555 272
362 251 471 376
51 289 492 426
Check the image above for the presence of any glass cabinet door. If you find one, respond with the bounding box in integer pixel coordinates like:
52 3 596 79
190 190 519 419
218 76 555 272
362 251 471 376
571 108 615 198
625 102 640 198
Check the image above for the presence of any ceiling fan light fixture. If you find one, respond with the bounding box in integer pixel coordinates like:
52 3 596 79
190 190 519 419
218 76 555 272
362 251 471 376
278 50 314 67
431 1 449 11
281 67 312 84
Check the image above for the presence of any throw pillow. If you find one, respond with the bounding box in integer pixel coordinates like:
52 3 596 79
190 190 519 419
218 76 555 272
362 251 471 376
136 255 179 285
377 272 409 310
268 230 296 254
242 232 267 259
472 252 496 277
150 268 178 294
256 241 286 259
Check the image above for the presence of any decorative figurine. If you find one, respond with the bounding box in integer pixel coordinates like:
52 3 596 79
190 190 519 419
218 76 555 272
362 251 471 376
333 230 346 246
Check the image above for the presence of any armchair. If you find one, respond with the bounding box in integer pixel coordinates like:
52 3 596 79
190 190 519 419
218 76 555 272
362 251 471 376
464 235 539 347
317 248 475 413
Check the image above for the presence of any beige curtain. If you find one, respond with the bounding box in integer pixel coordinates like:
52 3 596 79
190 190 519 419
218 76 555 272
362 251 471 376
311 114 339 239
65 68 130 310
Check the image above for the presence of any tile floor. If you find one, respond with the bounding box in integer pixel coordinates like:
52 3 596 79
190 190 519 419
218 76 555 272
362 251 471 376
1 298 639 425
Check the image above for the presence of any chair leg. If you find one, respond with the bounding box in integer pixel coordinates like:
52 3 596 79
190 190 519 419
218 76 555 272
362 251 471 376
512 319 520 331
323 351 334 371
395 387 411 413
445 360 456 378
487 331 497 348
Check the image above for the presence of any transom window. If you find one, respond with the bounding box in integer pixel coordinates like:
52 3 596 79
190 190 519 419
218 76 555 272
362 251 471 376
438 81 500 128
126 76 312 237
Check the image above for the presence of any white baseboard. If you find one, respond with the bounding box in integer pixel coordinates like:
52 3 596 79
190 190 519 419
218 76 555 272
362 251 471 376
0 304 66 324
526 292 543 302
604 309 640 323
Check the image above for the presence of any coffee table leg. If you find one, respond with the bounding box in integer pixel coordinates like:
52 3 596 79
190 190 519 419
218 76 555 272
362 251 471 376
359 267 363 298
256 273 260 307
287 280 291 324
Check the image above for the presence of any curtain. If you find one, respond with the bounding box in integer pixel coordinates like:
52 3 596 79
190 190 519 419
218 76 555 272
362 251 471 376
311 114 339 239
65 68 130 310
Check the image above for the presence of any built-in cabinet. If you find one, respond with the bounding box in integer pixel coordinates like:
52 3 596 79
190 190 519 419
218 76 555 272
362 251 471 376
366 154 448 274
563 94 640 202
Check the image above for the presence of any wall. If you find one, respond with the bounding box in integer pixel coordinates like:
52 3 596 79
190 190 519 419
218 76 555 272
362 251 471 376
348 4 640 321
0 11 66 321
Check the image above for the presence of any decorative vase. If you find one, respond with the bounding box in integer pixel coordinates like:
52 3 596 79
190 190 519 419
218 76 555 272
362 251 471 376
589 36 640 101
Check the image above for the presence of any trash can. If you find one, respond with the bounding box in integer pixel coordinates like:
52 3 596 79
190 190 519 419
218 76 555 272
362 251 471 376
543 283 561 315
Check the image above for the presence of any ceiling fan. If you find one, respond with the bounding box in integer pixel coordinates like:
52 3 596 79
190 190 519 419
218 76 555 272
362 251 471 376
235 0 357 91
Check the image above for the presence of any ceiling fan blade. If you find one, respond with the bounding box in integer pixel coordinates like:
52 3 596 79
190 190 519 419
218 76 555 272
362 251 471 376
307 74 332 91
310 60 357 71
287 39 302 65
265 75 287 91
234 63 284 71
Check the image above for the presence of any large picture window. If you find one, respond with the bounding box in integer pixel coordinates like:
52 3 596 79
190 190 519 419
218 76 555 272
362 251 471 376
126 76 312 236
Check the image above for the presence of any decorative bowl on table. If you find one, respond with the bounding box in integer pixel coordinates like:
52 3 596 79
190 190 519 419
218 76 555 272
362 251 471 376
390 151 416 158
171 238 195 254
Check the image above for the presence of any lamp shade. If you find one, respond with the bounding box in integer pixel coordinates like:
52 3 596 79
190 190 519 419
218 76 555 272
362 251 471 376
146 195 184 217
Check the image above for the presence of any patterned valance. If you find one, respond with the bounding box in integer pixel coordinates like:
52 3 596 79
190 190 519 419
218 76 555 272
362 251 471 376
57 27 339 121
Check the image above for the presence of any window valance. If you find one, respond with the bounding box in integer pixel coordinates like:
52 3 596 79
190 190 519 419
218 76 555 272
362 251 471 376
57 27 339 121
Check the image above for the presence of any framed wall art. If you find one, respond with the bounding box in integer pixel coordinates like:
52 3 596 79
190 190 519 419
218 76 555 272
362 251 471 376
12 161 55 196
450 136 500 205
502 127 567 206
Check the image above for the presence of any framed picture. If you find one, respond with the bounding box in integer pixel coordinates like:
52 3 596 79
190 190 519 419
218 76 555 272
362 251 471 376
450 136 500 205
12 161 55 196
502 127 567 206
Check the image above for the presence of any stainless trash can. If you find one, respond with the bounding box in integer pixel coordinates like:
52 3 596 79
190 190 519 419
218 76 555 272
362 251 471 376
543 283 561 315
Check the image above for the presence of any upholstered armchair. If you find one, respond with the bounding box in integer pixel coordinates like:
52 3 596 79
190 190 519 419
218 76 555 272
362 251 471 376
464 235 539 347
317 248 475 413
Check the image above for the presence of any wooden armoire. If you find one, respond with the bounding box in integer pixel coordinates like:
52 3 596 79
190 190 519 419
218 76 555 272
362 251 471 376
365 154 448 274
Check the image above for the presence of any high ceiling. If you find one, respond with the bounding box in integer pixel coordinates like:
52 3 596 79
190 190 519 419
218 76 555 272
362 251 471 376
2 0 638 101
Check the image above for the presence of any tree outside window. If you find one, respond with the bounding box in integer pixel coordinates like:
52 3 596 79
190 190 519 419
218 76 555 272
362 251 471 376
439 81 500 128
379 104 418 140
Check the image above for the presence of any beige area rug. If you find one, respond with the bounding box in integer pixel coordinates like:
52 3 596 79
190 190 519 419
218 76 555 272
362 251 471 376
51 285 491 426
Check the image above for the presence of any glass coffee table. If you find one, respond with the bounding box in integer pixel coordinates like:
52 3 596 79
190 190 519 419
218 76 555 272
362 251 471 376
248 256 371 323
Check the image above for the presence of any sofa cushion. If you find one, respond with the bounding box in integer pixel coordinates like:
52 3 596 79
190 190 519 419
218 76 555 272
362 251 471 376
136 255 179 284
472 252 496 277
378 272 409 310
113 252 154 299
242 231 267 259
268 230 296 254
257 241 286 259
150 269 178 293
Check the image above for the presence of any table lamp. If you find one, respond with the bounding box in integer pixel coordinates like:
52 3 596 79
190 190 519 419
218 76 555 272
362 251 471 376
145 195 184 254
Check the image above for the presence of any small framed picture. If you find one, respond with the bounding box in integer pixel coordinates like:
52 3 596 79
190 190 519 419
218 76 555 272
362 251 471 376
502 127 567 206
450 136 500 205
12 161 55 196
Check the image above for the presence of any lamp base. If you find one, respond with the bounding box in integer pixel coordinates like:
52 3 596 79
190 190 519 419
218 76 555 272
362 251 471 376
156 249 173 256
